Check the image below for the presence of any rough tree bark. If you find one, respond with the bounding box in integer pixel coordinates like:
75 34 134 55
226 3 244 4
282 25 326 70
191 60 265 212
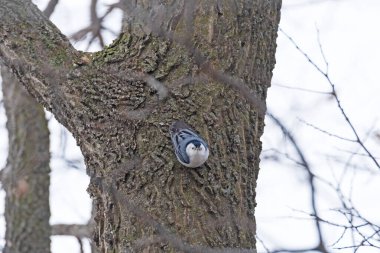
1 66 51 253
0 0 281 252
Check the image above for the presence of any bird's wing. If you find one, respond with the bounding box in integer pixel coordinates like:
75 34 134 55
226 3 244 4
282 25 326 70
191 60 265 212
170 121 200 164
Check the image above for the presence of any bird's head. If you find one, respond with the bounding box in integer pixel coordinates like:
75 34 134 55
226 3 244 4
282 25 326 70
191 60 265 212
186 140 207 156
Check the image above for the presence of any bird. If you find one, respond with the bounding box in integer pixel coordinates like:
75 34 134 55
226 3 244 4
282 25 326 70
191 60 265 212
169 120 209 168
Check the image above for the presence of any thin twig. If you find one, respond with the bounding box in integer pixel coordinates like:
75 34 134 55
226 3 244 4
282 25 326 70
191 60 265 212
70 0 120 49
297 117 356 142
256 236 270 253
272 83 331 95
315 25 329 75
280 28 380 169
267 112 328 253
76 237 84 253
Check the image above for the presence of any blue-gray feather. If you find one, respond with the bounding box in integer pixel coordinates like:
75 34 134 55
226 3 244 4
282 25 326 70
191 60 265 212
170 121 208 165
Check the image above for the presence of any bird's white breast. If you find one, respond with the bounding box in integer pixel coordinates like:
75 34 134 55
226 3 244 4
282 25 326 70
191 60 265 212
187 148 209 168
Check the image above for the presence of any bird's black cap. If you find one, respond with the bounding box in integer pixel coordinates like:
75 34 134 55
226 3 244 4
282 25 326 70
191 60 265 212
190 140 201 148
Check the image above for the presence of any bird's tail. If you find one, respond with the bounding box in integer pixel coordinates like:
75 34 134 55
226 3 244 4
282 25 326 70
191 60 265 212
170 120 192 135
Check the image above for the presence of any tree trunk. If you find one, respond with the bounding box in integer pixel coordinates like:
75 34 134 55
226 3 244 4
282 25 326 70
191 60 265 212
1 66 51 253
0 0 281 252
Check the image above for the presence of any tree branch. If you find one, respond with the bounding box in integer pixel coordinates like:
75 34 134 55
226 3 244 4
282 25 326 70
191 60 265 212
267 112 328 253
279 28 380 170
43 0 59 17
0 0 79 113
52 224 91 238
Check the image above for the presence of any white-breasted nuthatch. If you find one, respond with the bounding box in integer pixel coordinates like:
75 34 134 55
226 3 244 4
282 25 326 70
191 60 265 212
170 120 209 168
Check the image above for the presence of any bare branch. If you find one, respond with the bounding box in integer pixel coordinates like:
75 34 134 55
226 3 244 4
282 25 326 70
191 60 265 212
0 0 79 118
269 247 323 253
256 236 270 253
280 28 380 169
272 82 332 95
315 25 329 74
52 224 91 238
70 0 120 49
283 0 344 9
267 112 328 253
297 118 356 142
43 0 59 18
336 148 380 160
262 148 307 168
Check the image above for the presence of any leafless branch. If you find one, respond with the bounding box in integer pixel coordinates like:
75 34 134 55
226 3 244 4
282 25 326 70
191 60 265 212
77 236 84 253
52 224 91 238
256 236 270 253
262 148 307 168
271 82 332 95
312 172 380 249
43 0 59 17
71 0 120 49
282 0 344 9
279 28 380 169
269 247 324 253
267 112 328 253
315 26 329 74
297 118 356 142
335 148 380 160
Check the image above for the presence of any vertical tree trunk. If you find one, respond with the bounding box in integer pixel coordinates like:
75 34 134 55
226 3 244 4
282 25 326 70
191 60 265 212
1 66 51 253
87 1 281 252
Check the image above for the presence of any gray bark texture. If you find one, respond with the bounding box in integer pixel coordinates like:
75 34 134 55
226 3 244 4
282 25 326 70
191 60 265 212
1 66 51 253
0 0 281 252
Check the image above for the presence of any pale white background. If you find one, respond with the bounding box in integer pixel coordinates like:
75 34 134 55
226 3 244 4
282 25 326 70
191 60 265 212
258 1 380 252
0 0 379 252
